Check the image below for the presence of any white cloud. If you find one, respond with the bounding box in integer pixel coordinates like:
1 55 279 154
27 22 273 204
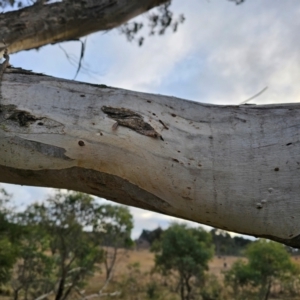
11 0 300 105
177 0 300 104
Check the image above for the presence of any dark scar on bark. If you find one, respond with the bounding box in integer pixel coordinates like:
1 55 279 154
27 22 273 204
8 110 41 127
101 106 163 140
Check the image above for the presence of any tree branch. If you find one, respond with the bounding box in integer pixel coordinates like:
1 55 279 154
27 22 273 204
1 68 300 247
0 0 169 55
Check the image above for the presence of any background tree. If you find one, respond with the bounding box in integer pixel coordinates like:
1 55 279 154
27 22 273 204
20 191 106 300
200 274 223 300
225 239 299 300
117 262 144 300
117 262 173 300
152 223 214 300
0 189 20 286
210 228 252 256
9 213 54 300
97 204 134 281
0 190 135 300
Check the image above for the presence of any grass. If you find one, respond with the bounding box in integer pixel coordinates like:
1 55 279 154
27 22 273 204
84 250 241 295
1 251 300 299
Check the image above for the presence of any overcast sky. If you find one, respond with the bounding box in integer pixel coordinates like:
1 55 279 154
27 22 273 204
2 0 300 239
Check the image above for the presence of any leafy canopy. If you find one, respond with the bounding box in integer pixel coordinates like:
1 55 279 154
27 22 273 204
152 223 214 300
225 239 298 300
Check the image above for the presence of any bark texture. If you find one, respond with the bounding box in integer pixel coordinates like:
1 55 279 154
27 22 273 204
0 0 168 55
1 68 300 247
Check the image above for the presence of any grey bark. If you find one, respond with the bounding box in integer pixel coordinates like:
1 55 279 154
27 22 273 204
0 0 168 55
1 68 300 247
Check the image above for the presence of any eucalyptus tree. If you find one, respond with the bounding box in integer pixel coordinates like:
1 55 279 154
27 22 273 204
1 0 300 247
152 223 214 300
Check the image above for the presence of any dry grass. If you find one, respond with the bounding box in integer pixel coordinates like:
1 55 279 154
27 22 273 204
0 252 242 299
1 251 300 299
84 250 241 294
84 249 156 294
208 255 241 279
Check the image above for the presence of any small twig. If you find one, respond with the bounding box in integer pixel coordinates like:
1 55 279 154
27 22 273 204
73 38 87 80
239 86 268 105
58 41 99 79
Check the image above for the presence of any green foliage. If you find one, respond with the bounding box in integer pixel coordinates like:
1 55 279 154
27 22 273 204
98 204 134 282
0 188 19 285
224 259 261 299
225 259 259 286
117 263 172 300
119 262 144 299
146 280 160 299
246 239 297 279
10 222 54 300
5 190 134 300
22 191 105 299
153 223 214 276
225 239 298 300
200 274 223 300
97 204 134 249
152 223 214 300
211 228 252 256
0 237 17 284
3 186 299 300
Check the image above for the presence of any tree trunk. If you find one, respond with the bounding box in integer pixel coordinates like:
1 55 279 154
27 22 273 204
180 277 185 300
1 68 300 246
264 280 272 300
0 0 168 55
185 276 192 300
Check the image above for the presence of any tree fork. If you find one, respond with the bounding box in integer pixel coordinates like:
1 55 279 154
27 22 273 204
1 68 300 247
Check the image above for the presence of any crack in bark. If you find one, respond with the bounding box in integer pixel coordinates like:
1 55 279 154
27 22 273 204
101 106 163 140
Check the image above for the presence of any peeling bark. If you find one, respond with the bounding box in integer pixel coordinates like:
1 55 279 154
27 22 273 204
1 68 300 247
0 0 168 55
101 106 163 140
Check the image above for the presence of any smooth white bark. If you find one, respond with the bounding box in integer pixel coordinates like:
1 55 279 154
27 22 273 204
1 68 300 246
